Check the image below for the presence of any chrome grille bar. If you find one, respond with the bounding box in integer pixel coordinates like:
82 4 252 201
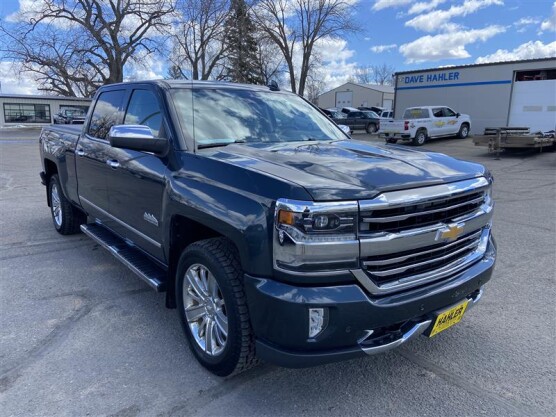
361 195 484 223
362 230 482 267
366 237 481 277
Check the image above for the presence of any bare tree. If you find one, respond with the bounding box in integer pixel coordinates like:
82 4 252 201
254 35 286 85
1 0 174 96
169 0 230 80
254 0 358 96
354 63 395 86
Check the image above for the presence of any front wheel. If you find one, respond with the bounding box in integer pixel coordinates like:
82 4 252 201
176 238 258 376
412 130 427 146
458 124 470 139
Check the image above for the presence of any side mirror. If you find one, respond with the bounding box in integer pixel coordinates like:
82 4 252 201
456 112 461 118
108 125 168 155
338 124 351 136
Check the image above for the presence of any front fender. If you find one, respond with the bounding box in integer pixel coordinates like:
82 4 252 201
164 175 274 277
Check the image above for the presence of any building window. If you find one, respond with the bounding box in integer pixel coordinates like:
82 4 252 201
515 69 556 82
4 103 51 123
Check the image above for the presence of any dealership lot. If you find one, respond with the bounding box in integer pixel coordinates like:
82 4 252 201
1 131 554 417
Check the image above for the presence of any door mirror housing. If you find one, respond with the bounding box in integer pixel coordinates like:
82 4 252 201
108 125 168 155
338 124 351 136
456 112 461 118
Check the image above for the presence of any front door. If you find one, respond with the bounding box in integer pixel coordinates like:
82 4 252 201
104 88 168 262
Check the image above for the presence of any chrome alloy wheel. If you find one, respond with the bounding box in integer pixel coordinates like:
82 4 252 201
183 263 228 356
51 183 62 227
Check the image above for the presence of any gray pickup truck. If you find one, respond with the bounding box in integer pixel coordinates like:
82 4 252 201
39 80 496 376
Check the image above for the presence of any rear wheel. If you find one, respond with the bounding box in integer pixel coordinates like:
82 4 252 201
366 123 378 134
48 174 84 235
458 123 470 139
412 130 427 146
176 238 258 376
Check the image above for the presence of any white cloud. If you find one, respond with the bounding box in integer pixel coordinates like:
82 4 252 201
0 62 41 95
540 2 556 32
475 40 556 63
399 26 506 63
372 0 413 11
405 0 504 32
408 0 447 15
370 44 398 53
314 37 358 89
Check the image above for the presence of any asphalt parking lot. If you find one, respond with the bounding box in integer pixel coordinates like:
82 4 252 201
1 129 555 417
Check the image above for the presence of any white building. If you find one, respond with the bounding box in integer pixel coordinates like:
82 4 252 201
317 82 395 110
0 94 92 126
393 58 556 134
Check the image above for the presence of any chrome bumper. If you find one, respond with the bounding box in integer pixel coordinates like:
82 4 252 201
359 286 485 356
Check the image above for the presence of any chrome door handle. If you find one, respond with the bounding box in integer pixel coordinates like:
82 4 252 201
76 149 85 157
106 160 120 168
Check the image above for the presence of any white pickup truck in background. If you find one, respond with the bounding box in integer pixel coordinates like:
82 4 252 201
380 106 471 146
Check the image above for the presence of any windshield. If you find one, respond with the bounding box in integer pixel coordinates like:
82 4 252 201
171 88 347 148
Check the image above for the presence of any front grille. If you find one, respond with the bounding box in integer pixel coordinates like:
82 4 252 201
355 178 493 294
360 191 485 234
361 230 482 285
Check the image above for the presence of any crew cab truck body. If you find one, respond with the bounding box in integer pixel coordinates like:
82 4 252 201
40 81 496 376
381 106 471 146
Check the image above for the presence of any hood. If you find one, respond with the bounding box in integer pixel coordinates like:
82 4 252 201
203 140 487 201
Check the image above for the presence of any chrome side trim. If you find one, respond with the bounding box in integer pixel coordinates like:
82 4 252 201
359 177 490 211
79 196 162 248
360 320 432 355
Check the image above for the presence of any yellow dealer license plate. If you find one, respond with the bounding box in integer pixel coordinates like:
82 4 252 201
428 299 470 337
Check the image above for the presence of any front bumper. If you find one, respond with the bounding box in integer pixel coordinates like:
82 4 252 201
244 236 495 368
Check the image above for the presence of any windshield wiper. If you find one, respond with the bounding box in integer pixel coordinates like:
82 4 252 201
197 139 246 149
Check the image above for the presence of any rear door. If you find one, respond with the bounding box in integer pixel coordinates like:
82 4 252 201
104 87 169 261
76 89 127 222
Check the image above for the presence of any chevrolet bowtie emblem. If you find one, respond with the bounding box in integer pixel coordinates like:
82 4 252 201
436 223 464 242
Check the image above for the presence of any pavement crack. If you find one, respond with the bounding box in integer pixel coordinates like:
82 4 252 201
156 364 276 417
0 292 94 393
398 350 544 417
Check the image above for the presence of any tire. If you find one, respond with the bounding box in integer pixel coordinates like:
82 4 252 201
458 123 470 139
48 174 84 235
412 129 427 146
366 123 377 134
176 237 258 376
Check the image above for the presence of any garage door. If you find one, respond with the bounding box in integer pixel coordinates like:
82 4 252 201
508 76 556 132
335 91 353 107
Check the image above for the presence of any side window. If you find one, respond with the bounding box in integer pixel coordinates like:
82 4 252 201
87 90 125 139
444 107 456 117
432 108 443 118
124 89 163 137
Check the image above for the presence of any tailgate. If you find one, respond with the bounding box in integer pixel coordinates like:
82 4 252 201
380 120 405 133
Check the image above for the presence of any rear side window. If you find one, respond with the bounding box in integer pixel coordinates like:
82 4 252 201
87 90 125 139
403 108 429 119
432 108 443 117
124 89 163 137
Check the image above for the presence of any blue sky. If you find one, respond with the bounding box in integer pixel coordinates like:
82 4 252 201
1 0 555 94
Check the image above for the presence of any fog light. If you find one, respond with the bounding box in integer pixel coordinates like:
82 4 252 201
309 308 326 338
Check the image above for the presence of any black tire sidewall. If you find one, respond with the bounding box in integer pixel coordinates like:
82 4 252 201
414 130 426 146
366 123 377 134
175 244 243 374
459 124 469 138
49 175 64 232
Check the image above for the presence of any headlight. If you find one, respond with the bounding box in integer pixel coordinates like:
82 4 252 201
273 199 359 274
